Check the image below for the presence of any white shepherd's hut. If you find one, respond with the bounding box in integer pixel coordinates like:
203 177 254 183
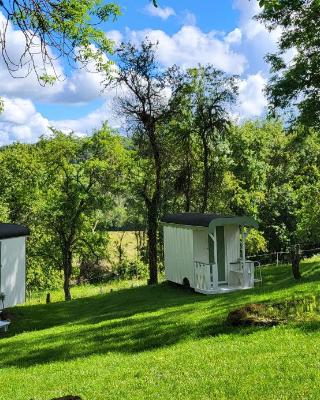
0 223 30 308
161 213 259 294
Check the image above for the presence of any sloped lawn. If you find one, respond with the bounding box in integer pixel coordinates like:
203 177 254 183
1 258 320 400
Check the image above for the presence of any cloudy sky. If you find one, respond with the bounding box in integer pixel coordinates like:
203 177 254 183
0 0 280 146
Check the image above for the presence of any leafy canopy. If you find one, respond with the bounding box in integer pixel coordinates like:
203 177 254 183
257 0 320 129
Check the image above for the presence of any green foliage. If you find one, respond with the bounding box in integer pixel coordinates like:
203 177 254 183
257 0 320 129
246 229 268 255
167 65 238 212
227 120 285 216
115 259 149 280
26 261 63 292
35 127 128 299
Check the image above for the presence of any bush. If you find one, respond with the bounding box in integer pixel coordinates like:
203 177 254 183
78 260 116 284
26 261 63 292
115 259 148 280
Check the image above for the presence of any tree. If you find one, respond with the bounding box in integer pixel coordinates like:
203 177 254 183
224 119 308 279
36 127 127 300
169 66 238 212
257 0 320 129
257 127 320 279
227 120 285 217
163 75 198 213
106 40 171 285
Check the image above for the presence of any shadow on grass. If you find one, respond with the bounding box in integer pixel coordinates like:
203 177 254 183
0 260 319 369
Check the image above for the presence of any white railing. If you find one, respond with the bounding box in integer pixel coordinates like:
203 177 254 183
229 260 254 288
194 261 218 293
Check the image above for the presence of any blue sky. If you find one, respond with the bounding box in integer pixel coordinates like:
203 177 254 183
0 0 280 145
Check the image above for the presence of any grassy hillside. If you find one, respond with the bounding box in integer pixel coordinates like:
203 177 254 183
1 258 320 400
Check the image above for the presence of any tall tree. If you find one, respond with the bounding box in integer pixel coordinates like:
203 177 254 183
169 66 238 212
106 41 171 284
257 0 320 129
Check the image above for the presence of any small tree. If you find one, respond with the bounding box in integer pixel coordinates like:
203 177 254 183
36 126 127 300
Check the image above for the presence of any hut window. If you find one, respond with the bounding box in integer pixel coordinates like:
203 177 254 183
209 233 215 264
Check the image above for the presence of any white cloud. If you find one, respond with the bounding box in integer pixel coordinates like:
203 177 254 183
225 28 242 44
107 30 123 47
0 98 50 146
51 47 110 104
52 101 119 134
237 72 268 117
123 26 247 74
0 96 121 145
0 12 109 104
233 0 281 62
0 12 65 101
144 4 176 20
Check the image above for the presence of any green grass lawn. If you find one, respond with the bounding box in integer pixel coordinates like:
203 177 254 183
1 258 320 400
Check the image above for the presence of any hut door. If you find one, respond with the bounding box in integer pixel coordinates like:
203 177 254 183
216 226 226 282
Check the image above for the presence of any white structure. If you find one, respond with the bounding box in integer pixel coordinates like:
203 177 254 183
161 213 259 294
0 223 29 308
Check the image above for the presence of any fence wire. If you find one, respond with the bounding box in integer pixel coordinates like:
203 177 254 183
247 246 320 266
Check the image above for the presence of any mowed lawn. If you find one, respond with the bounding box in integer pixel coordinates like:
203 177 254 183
1 259 320 400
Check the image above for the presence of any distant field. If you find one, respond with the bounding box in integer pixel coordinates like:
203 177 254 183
2 257 320 400
107 231 145 265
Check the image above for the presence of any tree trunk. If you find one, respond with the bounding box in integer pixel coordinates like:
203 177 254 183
63 249 73 301
290 245 301 280
185 192 191 213
144 126 161 285
184 160 192 212
146 200 158 284
201 135 209 213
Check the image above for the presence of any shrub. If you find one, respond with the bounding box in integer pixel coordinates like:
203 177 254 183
115 259 148 280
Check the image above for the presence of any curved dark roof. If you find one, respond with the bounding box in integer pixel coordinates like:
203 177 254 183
161 213 232 227
161 213 258 229
0 223 30 239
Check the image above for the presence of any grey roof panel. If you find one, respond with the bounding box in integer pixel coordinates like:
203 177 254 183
0 223 30 239
161 213 258 228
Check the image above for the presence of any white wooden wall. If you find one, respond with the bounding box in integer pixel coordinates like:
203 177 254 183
1 237 26 308
164 225 194 286
193 229 209 264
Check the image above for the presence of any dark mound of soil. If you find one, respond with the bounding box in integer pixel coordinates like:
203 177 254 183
51 396 82 400
0 310 14 321
226 303 281 327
